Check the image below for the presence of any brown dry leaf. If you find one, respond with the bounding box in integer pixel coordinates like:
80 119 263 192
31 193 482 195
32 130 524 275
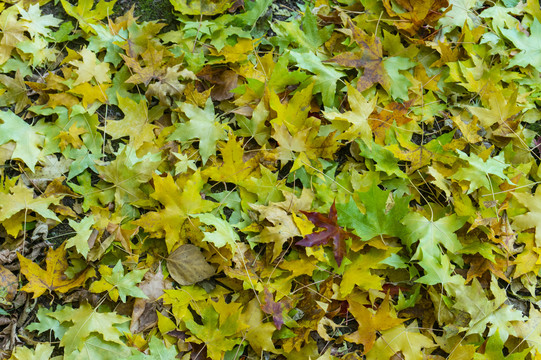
18 243 90 299
130 268 166 335
197 66 238 101
166 244 215 285
0 265 17 305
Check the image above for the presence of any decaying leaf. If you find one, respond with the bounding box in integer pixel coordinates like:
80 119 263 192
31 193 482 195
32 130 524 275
166 244 216 285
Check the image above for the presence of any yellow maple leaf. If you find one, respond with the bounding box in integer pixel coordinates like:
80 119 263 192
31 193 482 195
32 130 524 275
133 172 217 252
345 293 406 353
202 134 260 184
54 123 87 151
18 243 91 298
69 47 111 86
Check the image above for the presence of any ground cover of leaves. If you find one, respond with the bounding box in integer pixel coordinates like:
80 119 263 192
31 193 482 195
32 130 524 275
1 0 541 358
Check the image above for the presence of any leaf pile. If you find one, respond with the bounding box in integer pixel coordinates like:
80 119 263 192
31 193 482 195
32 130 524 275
1 0 541 359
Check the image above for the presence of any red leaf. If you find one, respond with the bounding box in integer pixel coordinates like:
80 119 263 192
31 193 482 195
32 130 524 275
297 202 358 266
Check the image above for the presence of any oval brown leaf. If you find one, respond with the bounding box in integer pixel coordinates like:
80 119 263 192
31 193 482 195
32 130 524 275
166 244 215 285
0 265 17 304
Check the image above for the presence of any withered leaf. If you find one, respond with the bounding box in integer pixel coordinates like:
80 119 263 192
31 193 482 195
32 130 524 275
166 244 216 285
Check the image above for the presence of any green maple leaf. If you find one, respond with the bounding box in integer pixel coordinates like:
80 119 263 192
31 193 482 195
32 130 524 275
66 215 95 257
68 172 115 212
168 98 228 164
402 212 467 284
184 303 241 359
96 145 162 207
383 57 415 101
451 150 511 194
271 6 333 53
18 3 62 38
194 213 240 251
9 343 54 360
67 335 132 360
27 305 67 339
337 184 410 240
475 330 529 359
0 110 43 172
89 261 148 302
128 337 178 360
49 303 129 354
290 50 345 107
502 18 541 71
448 278 524 342
88 23 126 67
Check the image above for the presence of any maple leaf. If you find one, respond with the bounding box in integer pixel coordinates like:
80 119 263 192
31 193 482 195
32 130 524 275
133 172 217 252
96 145 162 207
337 184 410 240
18 3 62 38
327 19 389 93
0 110 43 172
54 123 87 151
366 321 434 360
69 47 111 86
49 303 129 354
103 95 157 150
171 0 235 15
0 180 60 236
501 18 541 72
345 293 406 353
167 98 229 164
0 71 31 114
65 215 95 258
68 335 132 360
451 150 511 194
60 0 117 34
340 247 396 296
513 188 541 246
202 134 260 184
402 212 467 284
9 343 54 360
291 50 344 107
128 337 178 360
261 287 292 330
184 300 242 359
297 202 359 266
323 83 376 144
18 242 90 299
465 87 521 128
194 213 240 251
240 298 277 355
89 261 148 302
382 0 449 36
369 99 414 144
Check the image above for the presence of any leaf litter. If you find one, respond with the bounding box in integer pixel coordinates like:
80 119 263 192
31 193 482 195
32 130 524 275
1 0 541 359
